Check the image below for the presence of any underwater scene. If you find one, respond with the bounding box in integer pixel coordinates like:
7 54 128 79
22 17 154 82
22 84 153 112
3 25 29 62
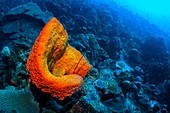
0 0 170 113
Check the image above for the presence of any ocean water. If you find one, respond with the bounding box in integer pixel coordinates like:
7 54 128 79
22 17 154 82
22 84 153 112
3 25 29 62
0 0 169 113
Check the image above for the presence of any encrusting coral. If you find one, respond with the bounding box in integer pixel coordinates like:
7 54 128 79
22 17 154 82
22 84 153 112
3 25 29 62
26 17 91 100
0 86 39 113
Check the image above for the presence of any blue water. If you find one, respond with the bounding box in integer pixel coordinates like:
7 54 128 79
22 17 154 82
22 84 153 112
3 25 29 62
95 0 170 35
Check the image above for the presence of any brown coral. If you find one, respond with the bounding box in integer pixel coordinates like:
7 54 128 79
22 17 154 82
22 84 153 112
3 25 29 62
26 17 91 100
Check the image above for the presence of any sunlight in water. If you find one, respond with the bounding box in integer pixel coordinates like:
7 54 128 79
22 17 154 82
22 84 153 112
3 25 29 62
113 0 170 33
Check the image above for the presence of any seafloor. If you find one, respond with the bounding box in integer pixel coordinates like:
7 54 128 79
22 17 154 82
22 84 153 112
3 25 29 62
0 0 170 113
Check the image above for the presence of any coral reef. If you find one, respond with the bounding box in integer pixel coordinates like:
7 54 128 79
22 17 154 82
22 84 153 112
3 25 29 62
0 0 169 112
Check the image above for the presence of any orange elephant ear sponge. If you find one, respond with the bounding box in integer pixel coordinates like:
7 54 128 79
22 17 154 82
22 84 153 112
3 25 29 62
26 17 91 100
